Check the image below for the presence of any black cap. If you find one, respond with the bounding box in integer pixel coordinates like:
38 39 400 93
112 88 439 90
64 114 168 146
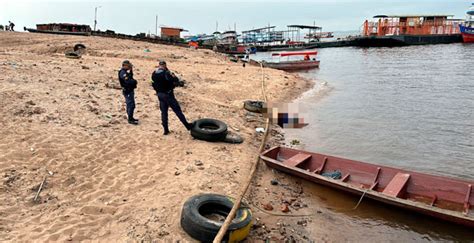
159 60 167 65
122 60 132 66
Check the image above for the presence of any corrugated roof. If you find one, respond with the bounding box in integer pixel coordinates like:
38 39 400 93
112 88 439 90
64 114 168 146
373 14 455 18
287 25 322 30
160 26 186 31
242 26 276 33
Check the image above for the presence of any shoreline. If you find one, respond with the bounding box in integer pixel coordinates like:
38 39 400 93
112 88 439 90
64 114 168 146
0 31 314 241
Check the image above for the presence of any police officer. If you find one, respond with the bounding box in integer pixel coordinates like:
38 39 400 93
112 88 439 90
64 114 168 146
151 60 193 135
118 60 139 125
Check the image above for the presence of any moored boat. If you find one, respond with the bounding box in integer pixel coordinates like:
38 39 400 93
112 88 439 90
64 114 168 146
24 23 91 36
460 3 474 43
262 51 320 71
356 15 463 47
260 146 474 227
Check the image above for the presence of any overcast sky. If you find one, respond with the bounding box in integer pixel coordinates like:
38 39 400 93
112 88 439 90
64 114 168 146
1 0 471 35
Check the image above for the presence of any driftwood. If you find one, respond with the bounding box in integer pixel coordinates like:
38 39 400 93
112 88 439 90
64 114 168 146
34 176 47 202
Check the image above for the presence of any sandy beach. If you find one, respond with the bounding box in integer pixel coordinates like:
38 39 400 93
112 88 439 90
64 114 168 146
0 31 315 241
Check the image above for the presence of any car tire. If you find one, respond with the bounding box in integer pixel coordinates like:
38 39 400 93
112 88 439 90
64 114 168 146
223 132 244 144
243 100 265 113
191 118 228 142
180 193 252 242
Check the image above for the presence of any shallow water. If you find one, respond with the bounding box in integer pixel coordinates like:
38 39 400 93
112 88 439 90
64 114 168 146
261 44 474 241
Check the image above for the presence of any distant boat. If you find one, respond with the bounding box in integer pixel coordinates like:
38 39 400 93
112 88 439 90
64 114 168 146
262 51 320 71
356 15 463 47
260 146 474 228
460 3 474 43
24 23 91 36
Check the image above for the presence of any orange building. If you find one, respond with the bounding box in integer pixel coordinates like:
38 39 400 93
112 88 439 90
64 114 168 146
161 26 186 40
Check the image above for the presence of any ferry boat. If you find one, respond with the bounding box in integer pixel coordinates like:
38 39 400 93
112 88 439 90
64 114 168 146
24 23 91 36
460 3 474 43
356 15 463 47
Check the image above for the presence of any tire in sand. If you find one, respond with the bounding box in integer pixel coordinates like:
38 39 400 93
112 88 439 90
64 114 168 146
180 193 252 242
191 118 228 142
243 100 265 113
223 132 244 144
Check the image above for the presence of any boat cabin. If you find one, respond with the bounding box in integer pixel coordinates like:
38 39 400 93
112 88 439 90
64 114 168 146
219 31 238 45
362 15 462 36
36 23 91 33
466 4 474 27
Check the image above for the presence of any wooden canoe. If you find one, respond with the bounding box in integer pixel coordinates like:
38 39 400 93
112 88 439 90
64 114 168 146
260 146 474 227
261 60 320 71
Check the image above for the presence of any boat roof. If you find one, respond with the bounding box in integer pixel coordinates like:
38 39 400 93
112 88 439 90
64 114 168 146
373 14 455 18
242 26 276 33
272 51 318 57
37 23 90 27
160 26 186 31
287 25 322 30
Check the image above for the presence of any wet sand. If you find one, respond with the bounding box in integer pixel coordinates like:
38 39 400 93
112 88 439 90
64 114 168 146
0 32 312 241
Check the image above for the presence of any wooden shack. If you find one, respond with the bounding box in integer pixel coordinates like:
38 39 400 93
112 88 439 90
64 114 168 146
160 26 186 40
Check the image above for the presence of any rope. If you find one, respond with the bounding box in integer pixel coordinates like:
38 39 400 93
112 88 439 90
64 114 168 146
213 64 367 241
213 63 270 242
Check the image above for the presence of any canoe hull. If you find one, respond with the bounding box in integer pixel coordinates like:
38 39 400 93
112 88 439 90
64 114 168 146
260 146 474 228
262 60 320 71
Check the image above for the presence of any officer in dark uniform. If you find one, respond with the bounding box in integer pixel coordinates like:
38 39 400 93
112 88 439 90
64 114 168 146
118 60 139 125
151 60 193 135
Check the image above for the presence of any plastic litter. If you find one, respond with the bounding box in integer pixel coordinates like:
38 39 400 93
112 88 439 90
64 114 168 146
321 170 342 180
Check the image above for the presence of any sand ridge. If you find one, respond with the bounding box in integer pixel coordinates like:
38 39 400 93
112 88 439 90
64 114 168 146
0 32 311 241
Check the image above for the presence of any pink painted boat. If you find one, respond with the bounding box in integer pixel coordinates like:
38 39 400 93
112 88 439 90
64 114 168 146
262 51 320 71
260 146 474 227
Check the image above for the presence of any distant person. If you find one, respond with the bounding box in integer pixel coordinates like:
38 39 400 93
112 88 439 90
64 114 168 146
118 60 139 125
8 21 15 31
304 54 310 61
151 60 193 135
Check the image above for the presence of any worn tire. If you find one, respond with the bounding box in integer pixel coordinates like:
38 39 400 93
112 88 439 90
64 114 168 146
191 118 228 142
223 132 244 144
243 100 265 113
180 194 252 242
73 43 86 51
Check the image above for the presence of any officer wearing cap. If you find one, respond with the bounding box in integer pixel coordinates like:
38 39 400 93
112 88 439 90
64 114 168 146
151 60 193 135
118 60 139 125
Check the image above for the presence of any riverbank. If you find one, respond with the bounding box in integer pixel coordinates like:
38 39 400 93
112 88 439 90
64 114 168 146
0 32 314 241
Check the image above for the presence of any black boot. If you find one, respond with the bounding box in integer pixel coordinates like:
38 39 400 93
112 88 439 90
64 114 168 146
128 118 138 125
185 121 195 131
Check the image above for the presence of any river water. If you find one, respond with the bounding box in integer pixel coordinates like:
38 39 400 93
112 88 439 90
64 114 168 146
260 44 474 241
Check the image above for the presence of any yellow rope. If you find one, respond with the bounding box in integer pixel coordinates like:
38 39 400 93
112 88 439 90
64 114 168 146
213 63 270 242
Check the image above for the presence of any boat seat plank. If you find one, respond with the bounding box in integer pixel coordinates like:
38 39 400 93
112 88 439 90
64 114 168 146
283 153 312 168
313 157 328 174
382 173 411 198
